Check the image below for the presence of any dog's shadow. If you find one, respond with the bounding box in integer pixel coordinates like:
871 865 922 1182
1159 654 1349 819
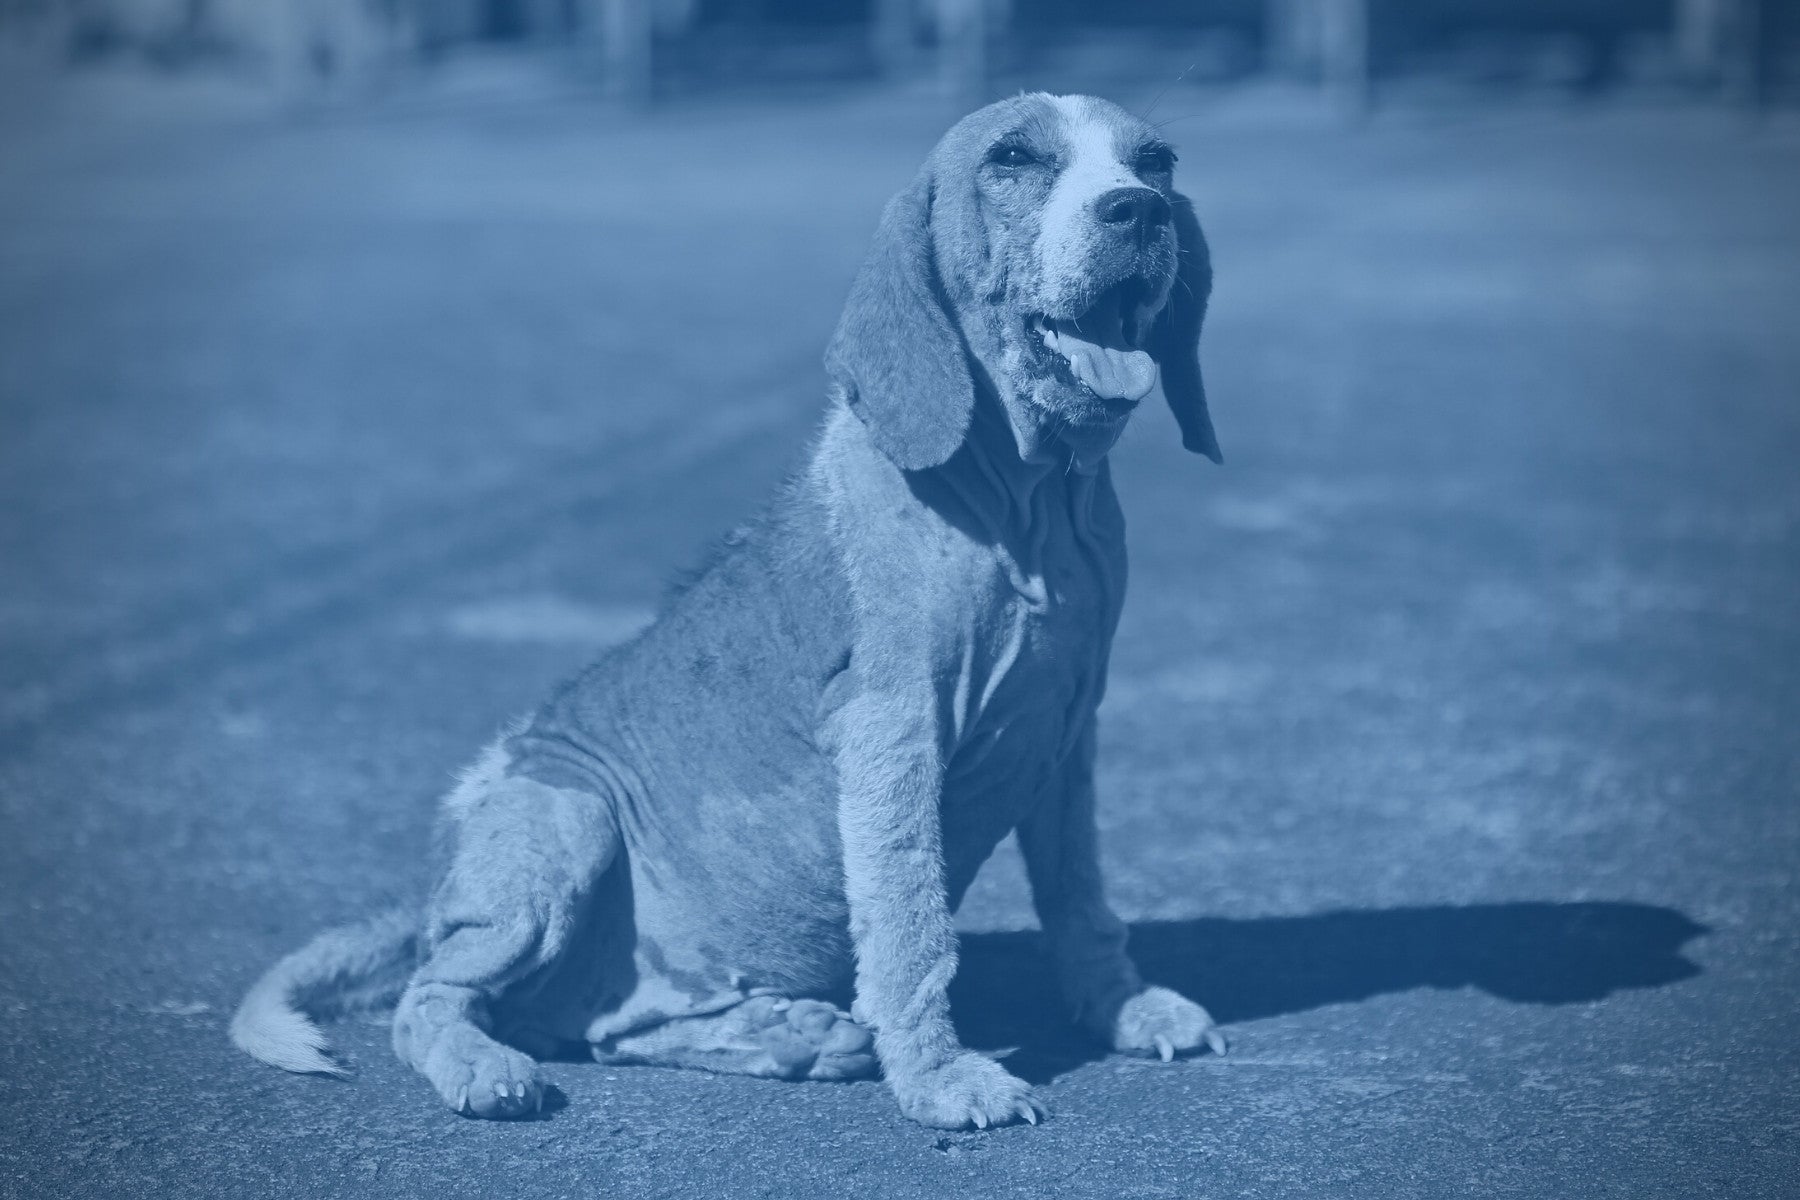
951 900 1706 1084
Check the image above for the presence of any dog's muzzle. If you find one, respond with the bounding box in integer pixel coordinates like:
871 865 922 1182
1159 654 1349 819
1028 276 1161 404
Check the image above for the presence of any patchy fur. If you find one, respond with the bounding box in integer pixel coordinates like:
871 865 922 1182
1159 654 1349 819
232 93 1225 1130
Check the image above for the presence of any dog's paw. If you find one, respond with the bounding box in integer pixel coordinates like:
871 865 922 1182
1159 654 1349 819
891 1052 1045 1130
423 1026 545 1119
737 996 878 1081
1111 985 1227 1062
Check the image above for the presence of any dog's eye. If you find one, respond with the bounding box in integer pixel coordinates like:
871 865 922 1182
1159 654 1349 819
987 144 1039 169
1133 145 1176 176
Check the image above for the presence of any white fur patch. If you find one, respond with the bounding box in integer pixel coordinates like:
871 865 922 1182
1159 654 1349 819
1036 95 1143 302
443 723 526 817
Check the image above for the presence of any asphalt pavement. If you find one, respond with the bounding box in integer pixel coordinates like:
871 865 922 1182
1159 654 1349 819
1 67 1797 1199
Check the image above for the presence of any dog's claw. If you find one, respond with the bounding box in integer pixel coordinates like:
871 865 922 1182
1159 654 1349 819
1019 1102 1039 1126
1154 1035 1174 1063
972 1110 989 1130
1205 1029 1228 1057
456 1087 470 1115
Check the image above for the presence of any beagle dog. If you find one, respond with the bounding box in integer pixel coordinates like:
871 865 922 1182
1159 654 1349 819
233 92 1225 1131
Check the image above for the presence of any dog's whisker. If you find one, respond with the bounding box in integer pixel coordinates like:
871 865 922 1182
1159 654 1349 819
1141 62 1200 122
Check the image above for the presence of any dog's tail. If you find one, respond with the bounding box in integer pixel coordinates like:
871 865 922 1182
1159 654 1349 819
229 907 419 1077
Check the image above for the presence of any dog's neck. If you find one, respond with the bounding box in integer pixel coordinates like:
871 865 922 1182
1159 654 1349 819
921 387 1108 547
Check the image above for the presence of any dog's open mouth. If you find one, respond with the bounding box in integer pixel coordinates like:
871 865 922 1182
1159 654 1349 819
1028 278 1160 406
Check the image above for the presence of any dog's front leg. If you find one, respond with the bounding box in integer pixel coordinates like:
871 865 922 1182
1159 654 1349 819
832 694 1043 1130
1018 722 1227 1062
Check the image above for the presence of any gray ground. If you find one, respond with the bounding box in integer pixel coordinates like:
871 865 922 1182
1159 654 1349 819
1 68 1798 1199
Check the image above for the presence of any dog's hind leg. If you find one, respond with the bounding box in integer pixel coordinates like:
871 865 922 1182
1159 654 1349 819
596 995 876 1081
392 774 618 1119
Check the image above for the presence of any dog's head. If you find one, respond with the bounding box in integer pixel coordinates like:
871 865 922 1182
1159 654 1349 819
826 93 1219 471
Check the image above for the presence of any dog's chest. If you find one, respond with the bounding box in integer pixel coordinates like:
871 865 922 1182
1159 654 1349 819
942 484 1122 785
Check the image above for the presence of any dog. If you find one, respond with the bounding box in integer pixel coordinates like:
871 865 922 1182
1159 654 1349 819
232 91 1226 1131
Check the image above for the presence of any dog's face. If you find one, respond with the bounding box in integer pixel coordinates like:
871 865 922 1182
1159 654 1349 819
827 93 1219 473
932 94 1183 463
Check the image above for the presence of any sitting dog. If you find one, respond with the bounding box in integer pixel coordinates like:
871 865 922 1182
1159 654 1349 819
232 91 1226 1130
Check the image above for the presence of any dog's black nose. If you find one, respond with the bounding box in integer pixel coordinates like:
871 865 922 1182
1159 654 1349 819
1095 187 1170 241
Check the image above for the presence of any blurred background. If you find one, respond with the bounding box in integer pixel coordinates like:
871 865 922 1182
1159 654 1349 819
0 0 1795 105
1 3 1797 1199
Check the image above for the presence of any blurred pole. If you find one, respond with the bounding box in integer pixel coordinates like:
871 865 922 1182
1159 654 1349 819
1320 0 1369 118
589 0 652 104
935 0 986 103
261 0 312 99
1675 0 1727 80
872 0 921 77
1268 0 1323 76
1720 0 1767 112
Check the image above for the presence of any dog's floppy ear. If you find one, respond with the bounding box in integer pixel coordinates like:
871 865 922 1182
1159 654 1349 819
825 171 973 471
1148 192 1222 463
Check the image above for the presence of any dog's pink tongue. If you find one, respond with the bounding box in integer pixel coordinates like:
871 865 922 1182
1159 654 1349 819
1064 340 1159 403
